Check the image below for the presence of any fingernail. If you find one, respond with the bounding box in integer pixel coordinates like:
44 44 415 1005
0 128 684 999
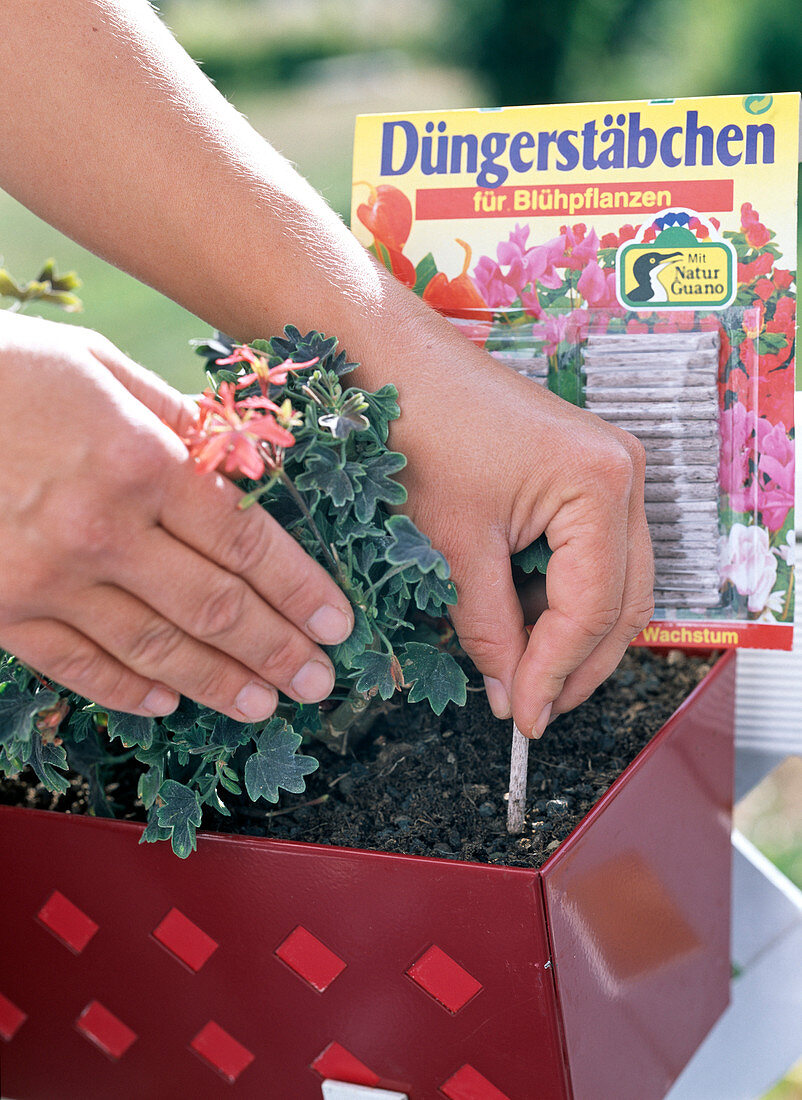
531 702 553 740
483 675 511 720
306 604 352 644
142 685 179 716
291 659 335 703
234 681 278 721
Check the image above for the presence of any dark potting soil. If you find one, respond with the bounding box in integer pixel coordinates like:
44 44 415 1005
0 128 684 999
0 649 713 868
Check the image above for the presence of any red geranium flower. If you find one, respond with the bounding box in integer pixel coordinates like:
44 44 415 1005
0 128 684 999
186 382 296 479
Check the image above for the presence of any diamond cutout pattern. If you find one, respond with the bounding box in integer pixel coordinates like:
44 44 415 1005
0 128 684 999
440 1063 512 1100
0 991 26 1041
152 907 218 972
406 945 482 1013
37 890 98 954
190 1020 255 1083
76 1001 137 1060
275 925 347 992
311 1041 380 1088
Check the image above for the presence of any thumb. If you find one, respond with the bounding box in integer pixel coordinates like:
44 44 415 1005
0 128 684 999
448 549 529 721
89 336 198 437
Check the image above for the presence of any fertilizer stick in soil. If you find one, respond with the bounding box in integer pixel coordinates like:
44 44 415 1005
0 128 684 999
507 722 529 834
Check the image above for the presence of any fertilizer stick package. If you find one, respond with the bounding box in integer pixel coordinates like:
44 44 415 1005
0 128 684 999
352 94 799 650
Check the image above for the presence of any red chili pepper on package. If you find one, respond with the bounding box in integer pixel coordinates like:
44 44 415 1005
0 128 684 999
422 239 488 320
355 182 412 252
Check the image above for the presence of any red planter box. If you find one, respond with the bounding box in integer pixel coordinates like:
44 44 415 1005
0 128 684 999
0 652 735 1100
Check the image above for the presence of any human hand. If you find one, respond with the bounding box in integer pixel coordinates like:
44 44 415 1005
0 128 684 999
368 304 655 739
0 313 353 720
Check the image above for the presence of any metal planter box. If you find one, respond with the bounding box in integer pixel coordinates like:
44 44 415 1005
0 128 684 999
0 652 735 1100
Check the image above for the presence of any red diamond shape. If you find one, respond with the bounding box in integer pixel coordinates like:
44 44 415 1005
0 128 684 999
76 1001 137 1060
190 1021 254 1083
0 991 27 1041
37 890 98 954
441 1063 512 1100
406 945 483 1013
275 925 346 992
311 1041 380 1087
152 907 218 972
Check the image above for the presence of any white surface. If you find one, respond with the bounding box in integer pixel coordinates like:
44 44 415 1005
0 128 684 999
666 832 802 1099
322 1082 408 1100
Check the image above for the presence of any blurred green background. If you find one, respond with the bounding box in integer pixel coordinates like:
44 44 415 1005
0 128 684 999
1 7 800 1090
2 0 800 388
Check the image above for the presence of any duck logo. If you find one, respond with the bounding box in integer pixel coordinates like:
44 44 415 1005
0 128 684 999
615 208 736 311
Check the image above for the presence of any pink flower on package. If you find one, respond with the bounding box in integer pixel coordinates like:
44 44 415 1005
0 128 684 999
720 523 778 613
756 418 795 532
576 260 617 308
719 400 755 496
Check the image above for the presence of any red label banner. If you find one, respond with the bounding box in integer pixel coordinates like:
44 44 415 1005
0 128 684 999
415 179 734 220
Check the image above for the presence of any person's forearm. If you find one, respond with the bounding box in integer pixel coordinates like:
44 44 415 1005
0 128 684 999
0 0 414 374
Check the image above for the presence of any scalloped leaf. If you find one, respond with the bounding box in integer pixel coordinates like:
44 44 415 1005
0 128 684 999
107 710 155 750
352 451 407 523
351 650 401 700
512 534 552 575
0 682 56 748
385 515 449 578
400 642 467 715
155 780 202 859
243 718 318 803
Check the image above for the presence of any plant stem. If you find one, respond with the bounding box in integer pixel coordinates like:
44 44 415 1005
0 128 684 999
361 563 408 602
278 469 340 576
507 722 529 834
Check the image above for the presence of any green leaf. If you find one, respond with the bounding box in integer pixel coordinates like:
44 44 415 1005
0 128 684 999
385 515 449 578
243 718 318 803
360 384 400 444
160 696 200 735
210 715 253 751
413 570 458 614
27 736 70 794
294 702 323 737
400 642 468 715
155 780 202 859
140 807 173 845
67 708 98 744
352 451 407 523
327 604 373 669
351 650 399 700
107 710 154 750
512 534 552 575
295 447 362 507
413 252 438 295
137 764 162 810
0 682 56 748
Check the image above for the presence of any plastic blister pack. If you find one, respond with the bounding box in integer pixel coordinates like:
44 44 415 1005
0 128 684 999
353 93 798 648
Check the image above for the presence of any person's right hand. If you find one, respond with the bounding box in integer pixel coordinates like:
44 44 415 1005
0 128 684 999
0 312 354 720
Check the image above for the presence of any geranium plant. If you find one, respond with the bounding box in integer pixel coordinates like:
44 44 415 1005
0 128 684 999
0 323 487 857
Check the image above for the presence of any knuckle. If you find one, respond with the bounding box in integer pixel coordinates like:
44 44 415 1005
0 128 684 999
192 579 249 639
127 618 184 668
453 626 510 673
220 513 272 576
622 601 656 637
49 494 119 560
192 661 236 705
260 632 309 684
620 430 647 476
53 643 107 691
274 568 315 619
579 605 622 639
596 443 635 496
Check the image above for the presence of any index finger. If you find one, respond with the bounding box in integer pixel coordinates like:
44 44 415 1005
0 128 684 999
159 458 355 646
510 457 632 738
